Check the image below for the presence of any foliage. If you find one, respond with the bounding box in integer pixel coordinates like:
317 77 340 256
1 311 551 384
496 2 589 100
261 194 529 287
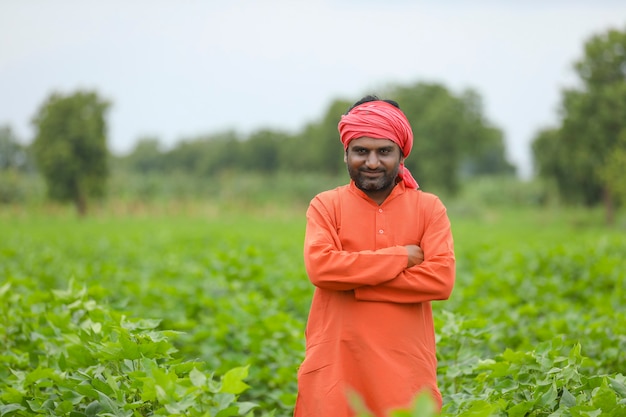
0 172 44 205
17 80 514 208
105 170 347 208
241 130 293 173
115 81 513 194
0 280 260 416
31 90 110 216
118 137 166 175
531 26 626 221
1 207 625 416
598 129 626 206
387 83 515 193
0 126 35 204
287 99 352 175
450 176 548 210
0 126 29 172
104 171 550 214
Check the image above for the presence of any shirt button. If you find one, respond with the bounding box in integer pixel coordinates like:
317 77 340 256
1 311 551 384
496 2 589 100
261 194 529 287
378 229 384 234
378 209 383 213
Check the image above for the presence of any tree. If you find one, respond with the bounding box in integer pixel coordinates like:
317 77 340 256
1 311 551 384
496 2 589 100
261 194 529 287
388 82 513 194
165 131 242 176
122 137 166 174
0 125 28 171
32 90 110 215
0 126 32 204
531 26 626 223
241 129 291 173
284 99 351 174
600 130 626 207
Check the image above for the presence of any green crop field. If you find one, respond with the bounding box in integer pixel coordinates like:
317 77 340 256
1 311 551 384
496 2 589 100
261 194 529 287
1 204 625 416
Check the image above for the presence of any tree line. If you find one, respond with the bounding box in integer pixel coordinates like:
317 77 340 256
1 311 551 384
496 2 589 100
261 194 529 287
1 82 515 214
1 26 624 221
118 83 515 192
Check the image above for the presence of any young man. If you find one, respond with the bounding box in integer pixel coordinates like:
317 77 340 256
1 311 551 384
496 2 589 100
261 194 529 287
294 96 456 417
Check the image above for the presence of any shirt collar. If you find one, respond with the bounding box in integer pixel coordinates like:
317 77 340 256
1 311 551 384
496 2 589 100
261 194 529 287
348 180 407 205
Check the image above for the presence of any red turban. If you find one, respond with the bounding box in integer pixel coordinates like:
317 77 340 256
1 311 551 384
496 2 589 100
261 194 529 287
338 100 419 189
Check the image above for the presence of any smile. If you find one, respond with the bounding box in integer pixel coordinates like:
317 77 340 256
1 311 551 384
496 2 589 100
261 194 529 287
361 170 384 176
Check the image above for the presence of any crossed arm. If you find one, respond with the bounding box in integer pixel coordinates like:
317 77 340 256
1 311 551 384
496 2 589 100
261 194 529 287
303 198 455 304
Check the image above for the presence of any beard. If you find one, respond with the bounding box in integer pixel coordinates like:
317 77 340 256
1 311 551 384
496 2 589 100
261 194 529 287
348 164 400 193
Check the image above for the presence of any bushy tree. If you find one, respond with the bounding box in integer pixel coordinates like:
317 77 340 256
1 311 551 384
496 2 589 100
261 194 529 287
0 126 33 204
0 126 28 171
278 87 510 195
121 137 166 174
241 129 291 173
531 26 626 223
389 82 513 193
32 90 110 215
165 131 242 177
284 99 351 174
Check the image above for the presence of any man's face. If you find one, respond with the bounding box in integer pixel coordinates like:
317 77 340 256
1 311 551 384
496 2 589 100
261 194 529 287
345 137 404 197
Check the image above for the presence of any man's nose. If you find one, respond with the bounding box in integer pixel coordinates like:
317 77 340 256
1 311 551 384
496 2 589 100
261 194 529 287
365 151 380 168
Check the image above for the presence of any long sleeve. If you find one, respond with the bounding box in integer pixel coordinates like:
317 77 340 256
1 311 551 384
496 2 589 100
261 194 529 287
304 195 409 291
353 198 455 304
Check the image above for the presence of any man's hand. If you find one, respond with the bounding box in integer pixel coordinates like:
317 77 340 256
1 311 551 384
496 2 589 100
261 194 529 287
405 245 424 268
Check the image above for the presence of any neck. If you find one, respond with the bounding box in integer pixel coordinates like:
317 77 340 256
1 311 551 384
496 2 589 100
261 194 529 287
356 183 397 205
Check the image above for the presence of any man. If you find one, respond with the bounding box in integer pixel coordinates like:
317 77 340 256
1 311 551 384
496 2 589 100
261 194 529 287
294 96 455 417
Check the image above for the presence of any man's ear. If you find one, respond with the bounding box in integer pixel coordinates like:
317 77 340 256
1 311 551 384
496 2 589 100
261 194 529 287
344 151 348 163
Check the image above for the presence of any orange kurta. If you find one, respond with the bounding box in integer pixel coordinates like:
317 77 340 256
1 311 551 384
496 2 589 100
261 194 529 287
294 181 455 417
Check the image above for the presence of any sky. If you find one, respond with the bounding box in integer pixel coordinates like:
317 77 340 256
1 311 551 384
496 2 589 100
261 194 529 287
1 1 625 178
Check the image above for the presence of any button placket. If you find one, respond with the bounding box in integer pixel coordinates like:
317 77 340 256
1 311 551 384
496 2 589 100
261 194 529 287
378 207 385 234
375 206 388 247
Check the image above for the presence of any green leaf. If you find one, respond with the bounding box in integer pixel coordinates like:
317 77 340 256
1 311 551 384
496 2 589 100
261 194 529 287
536 383 559 407
85 400 102 417
560 387 577 408
591 378 617 410
507 400 534 417
568 343 583 364
122 317 161 331
0 387 24 404
569 407 603 417
237 401 259 415
55 399 74 415
0 404 27 416
0 282 10 297
25 367 61 386
26 399 56 413
220 365 250 395
494 377 518 393
608 375 626 397
163 397 195 414
189 367 207 387
460 400 502 417
119 331 140 360
75 382 99 398
406 392 437 417
96 391 118 412
215 406 241 417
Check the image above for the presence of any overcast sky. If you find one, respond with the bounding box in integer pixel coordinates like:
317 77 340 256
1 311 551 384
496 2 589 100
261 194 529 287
1 1 625 178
